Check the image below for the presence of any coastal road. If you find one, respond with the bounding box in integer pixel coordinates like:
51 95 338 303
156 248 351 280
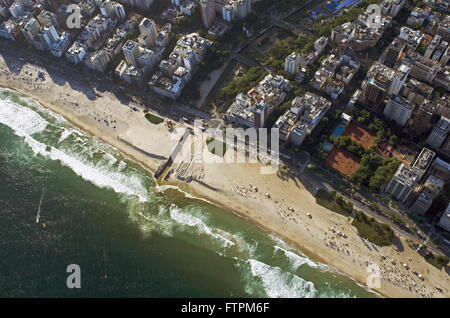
0 41 215 125
298 162 449 256
2 27 447 257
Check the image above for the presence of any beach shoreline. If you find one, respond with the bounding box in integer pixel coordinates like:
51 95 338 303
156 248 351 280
1 55 448 298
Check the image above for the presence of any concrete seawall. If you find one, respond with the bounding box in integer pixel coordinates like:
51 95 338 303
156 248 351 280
154 128 192 179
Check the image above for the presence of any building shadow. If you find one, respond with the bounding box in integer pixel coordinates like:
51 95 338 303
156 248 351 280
392 236 404 252
1 41 118 103
190 178 218 192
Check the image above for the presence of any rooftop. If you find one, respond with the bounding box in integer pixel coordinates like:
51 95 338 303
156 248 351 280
413 147 436 172
366 62 395 88
394 163 422 187
286 52 300 62
434 116 450 136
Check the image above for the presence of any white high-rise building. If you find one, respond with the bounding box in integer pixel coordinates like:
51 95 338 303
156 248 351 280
390 0 404 17
37 10 59 29
222 3 235 22
65 42 87 64
114 3 126 21
385 163 421 202
314 36 328 53
426 116 450 150
101 1 115 18
15 0 29 8
235 0 250 19
22 18 40 44
388 64 409 95
51 32 71 57
383 95 412 127
42 24 59 48
440 46 450 66
9 2 23 18
182 49 197 70
425 34 441 59
285 52 300 75
102 1 126 22
137 48 158 68
117 0 153 10
291 122 308 146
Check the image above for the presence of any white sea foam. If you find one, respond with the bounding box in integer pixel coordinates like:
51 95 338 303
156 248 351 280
218 231 255 255
58 128 72 143
169 204 235 247
137 210 174 237
20 96 67 123
274 245 319 270
166 202 258 256
103 152 118 166
48 146 148 201
248 259 317 298
118 161 127 171
155 184 214 205
244 239 259 258
58 127 84 144
270 234 330 272
0 100 149 202
47 144 146 202
154 184 179 192
0 88 67 123
318 288 356 298
0 100 48 135
269 233 293 250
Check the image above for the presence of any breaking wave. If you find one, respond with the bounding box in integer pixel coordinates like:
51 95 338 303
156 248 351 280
169 204 235 247
247 259 317 298
274 245 320 270
0 90 378 298
0 99 48 136
155 184 214 204
0 99 149 202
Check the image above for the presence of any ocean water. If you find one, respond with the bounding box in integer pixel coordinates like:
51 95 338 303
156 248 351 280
0 88 378 298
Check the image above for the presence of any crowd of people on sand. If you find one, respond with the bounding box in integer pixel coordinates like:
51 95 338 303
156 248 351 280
376 259 436 297
1 63 44 90
57 86 120 132
232 184 313 227
324 227 355 259
323 223 441 297
0 61 124 133
231 181 444 298
92 111 117 130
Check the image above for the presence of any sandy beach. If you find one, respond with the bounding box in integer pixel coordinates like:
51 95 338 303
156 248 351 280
0 53 448 298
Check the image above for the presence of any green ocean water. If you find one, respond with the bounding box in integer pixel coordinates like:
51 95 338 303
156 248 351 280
0 88 378 298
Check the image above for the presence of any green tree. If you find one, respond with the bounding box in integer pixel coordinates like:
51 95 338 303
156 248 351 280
369 158 400 191
389 135 399 147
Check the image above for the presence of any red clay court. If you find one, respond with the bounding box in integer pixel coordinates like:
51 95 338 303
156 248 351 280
342 122 376 149
325 147 361 176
